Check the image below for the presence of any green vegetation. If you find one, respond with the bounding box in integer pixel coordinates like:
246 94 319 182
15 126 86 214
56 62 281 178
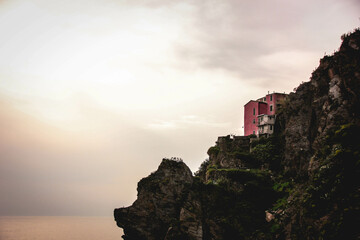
250 135 284 171
194 158 210 180
207 146 220 156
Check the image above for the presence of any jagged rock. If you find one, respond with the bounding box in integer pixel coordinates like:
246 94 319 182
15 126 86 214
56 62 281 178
114 158 193 240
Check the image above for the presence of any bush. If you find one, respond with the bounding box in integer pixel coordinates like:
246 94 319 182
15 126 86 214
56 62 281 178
194 158 210 180
207 146 220 156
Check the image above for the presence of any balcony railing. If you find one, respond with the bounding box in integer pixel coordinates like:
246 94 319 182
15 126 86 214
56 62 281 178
257 116 275 126
258 126 274 135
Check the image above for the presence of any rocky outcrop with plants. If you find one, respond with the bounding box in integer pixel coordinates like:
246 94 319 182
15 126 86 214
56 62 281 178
114 29 360 240
271 28 360 240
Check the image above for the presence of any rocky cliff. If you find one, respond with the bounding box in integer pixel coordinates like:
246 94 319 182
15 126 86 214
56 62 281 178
114 159 193 240
273 29 360 240
114 29 360 240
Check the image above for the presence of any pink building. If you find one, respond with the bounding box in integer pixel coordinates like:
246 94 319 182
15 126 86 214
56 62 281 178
244 92 287 136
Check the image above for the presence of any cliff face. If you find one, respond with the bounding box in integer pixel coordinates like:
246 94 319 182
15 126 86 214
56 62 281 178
279 30 360 178
114 29 360 240
274 29 360 240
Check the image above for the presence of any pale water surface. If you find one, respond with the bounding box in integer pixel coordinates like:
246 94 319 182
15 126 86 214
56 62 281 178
0 216 123 240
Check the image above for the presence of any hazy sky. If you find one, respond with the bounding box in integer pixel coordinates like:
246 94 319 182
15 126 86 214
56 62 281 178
0 0 359 216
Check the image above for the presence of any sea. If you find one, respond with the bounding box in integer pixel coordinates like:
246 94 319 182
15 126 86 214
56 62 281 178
0 216 123 240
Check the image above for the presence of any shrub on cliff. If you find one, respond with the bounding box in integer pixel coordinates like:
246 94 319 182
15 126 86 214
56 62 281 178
250 135 284 171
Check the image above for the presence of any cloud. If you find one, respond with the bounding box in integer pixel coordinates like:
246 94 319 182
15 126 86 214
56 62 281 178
168 0 360 88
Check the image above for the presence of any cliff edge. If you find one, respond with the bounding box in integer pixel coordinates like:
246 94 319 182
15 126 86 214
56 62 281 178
114 29 360 240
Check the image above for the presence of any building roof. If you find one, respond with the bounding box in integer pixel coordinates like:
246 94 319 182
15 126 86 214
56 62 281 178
244 92 288 106
244 100 268 107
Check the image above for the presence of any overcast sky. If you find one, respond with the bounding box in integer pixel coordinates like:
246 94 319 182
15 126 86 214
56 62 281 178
0 0 359 216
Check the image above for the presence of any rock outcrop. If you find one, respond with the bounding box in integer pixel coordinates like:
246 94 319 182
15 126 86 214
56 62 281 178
115 29 360 240
115 157 276 240
207 135 251 169
114 159 193 240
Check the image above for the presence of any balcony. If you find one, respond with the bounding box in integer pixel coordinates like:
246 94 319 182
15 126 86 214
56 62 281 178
257 114 275 126
258 125 274 135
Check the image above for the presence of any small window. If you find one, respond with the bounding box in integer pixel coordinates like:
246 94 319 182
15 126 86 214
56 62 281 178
270 95 273 101
270 125 273 130
253 130 255 135
253 119 255 124
263 97 266 101
270 105 273 112
253 108 255 115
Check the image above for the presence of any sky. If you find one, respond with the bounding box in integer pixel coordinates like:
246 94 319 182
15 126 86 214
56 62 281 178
0 0 359 216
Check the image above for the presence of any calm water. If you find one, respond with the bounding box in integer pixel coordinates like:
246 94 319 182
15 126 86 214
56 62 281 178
0 216 123 240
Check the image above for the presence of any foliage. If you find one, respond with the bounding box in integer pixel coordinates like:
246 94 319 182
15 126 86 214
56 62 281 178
250 135 284 171
207 146 220 156
194 158 210 179
273 181 291 192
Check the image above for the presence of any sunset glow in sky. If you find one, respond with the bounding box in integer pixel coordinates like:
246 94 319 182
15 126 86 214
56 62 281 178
0 0 359 216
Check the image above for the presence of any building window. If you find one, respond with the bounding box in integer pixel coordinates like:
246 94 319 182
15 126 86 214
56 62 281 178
263 97 266 101
270 95 273 101
253 108 255 115
253 131 255 135
270 125 273 130
253 119 255 124
270 105 273 112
